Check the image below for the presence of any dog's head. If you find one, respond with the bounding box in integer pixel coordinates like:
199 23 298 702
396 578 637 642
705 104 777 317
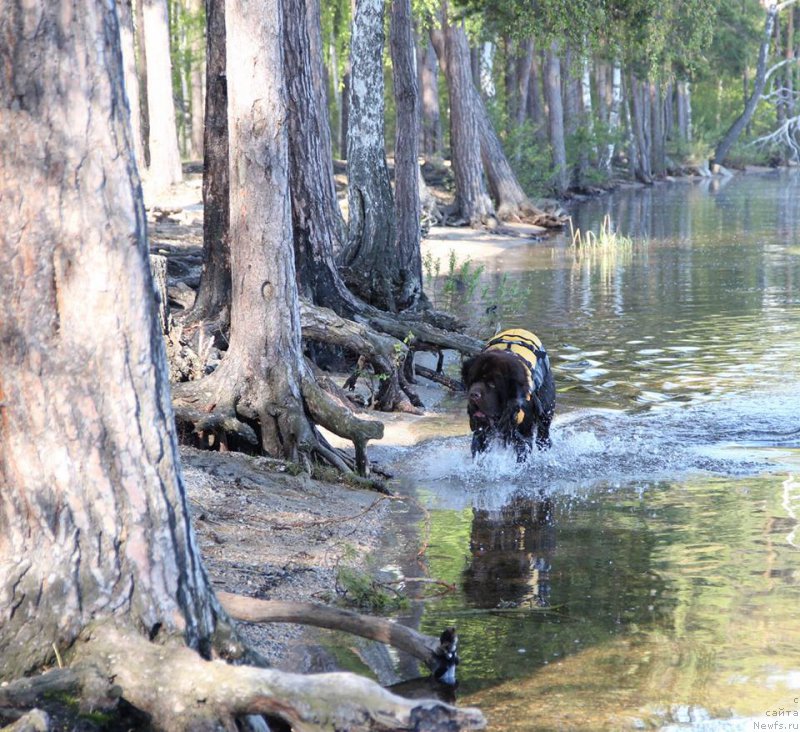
461 350 529 429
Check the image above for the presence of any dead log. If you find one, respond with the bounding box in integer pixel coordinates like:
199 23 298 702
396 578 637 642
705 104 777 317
369 314 482 355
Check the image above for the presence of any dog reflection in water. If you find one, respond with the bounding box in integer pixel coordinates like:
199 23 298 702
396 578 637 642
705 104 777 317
464 493 555 609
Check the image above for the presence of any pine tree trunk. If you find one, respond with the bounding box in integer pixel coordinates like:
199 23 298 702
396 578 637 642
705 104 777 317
143 0 184 189
119 0 146 170
0 0 216 677
390 0 424 309
285 0 362 316
338 0 399 310
418 36 442 157
440 19 495 226
545 41 568 194
190 0 231 324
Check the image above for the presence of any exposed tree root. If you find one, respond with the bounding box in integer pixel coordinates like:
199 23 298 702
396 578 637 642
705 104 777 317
58 624 486 731
217 592 456 675
171 358 382 477
414 364 465 391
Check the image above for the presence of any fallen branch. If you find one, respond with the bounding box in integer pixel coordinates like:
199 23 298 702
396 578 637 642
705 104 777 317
218 592 451 674
415 364 465 391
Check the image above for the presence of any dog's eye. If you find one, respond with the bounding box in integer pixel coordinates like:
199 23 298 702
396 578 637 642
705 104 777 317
487 381 496 390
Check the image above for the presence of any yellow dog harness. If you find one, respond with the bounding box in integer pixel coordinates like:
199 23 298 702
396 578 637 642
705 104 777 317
485 328 550 425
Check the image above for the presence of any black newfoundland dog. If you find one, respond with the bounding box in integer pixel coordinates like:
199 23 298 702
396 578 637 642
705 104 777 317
461 329 556 457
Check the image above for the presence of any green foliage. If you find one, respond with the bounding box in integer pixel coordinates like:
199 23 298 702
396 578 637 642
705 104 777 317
424 249 484 309
334 565 409 613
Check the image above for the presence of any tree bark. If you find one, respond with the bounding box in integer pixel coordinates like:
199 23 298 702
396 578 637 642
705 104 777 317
545 41 568 194
284 0 361 317
142 0 184 190
438 19 495 226
602 60 622 171
390 0 424 309
188 0 231 326
418 35 443 157
134 0 151 166
118 0 146 170
0 0 217 676
338 0 399 310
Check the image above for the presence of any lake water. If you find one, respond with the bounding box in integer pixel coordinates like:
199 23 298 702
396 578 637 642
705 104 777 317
379 172 800 730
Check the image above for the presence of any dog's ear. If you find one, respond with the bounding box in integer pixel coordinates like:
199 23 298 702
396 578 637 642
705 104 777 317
461 357 476 387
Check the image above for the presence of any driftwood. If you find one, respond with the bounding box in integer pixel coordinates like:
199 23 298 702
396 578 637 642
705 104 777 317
63 624 485 731
218 592 456 675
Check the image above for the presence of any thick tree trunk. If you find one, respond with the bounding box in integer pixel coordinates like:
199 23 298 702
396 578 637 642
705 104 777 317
418 36 443 157
0 0 217 676
545 41 568 194
118 0 146 170
217 0 312 458
142 0 184 189
441 20 496 226
189 0 231 325
284 0 360 317
390 0 424 309
338 0 399 310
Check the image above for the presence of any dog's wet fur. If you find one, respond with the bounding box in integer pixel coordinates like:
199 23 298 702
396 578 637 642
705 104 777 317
461 348 556 458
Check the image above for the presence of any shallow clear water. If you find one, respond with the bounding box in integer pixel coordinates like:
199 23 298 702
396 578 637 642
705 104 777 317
384 172 800 730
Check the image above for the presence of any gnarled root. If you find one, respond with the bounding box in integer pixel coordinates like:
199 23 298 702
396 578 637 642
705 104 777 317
171 359 383 477
64 624 486 732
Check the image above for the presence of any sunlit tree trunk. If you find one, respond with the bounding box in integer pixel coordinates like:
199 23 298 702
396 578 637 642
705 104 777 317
603 61 622 171
143 0 183 188
338 0 399 310
0 0 216 676
676 79 692 143
440 18 495 225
